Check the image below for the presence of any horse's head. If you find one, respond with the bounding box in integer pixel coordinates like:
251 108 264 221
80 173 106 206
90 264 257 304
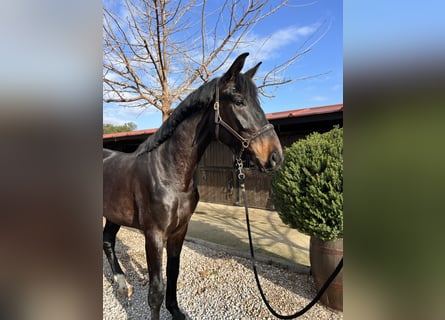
214 53 283 172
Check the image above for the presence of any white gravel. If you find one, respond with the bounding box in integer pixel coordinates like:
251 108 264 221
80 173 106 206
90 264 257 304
103 227 343 320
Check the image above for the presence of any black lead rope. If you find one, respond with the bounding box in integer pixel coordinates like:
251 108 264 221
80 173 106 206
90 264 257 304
239 180 343 319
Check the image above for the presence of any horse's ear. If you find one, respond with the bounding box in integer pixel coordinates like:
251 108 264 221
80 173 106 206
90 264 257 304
244 62 262 79
220 52 249 84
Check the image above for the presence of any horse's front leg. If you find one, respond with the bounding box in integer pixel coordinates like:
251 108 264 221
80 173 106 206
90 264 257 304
103 220 133 297
144 231 165 320
166 225 188 320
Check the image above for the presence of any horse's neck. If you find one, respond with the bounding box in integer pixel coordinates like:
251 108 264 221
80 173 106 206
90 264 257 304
154 110 212 190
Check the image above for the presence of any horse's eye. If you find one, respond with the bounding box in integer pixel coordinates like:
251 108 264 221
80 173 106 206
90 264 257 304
234 98 244 107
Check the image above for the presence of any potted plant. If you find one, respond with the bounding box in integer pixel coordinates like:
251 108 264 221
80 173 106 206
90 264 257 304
271 126 343 311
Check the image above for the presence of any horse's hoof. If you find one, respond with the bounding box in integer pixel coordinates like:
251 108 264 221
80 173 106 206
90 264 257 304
117 283 133 297
114 274 133 297
117 285 133 297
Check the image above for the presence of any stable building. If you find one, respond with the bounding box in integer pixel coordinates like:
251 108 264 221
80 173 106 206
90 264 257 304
103 104 343 210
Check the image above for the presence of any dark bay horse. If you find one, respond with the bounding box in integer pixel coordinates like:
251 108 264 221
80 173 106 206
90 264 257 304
103 53 283 320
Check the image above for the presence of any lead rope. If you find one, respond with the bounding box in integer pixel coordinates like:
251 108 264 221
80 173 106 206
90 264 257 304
236 157 343 319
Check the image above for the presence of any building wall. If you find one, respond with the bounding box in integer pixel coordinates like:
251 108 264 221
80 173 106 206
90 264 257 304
103 108 343 210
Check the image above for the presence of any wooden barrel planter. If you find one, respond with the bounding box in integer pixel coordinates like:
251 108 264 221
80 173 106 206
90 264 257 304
309 237 343 311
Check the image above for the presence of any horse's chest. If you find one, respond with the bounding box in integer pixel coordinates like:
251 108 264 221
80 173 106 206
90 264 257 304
141 187 198 233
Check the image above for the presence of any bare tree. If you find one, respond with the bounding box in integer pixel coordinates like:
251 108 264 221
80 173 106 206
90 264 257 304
103 0 329 122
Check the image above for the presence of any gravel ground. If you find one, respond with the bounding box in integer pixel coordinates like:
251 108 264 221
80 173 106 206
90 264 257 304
103 227 343 320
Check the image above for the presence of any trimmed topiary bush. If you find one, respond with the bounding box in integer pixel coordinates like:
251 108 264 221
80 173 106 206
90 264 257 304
272 126 343 241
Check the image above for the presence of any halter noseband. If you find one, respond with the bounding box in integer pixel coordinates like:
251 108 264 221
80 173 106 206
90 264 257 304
213 80 275 151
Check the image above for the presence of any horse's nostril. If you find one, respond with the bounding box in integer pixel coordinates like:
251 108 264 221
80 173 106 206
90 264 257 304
270 152 277 166
269 150 282 169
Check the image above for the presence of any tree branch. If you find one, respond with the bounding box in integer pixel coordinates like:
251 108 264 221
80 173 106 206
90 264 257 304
103 0 327 121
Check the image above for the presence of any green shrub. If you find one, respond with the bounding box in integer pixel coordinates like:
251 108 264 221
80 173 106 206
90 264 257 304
272 126 343 241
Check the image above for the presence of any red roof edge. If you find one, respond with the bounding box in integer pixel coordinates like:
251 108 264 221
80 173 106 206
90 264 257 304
103 104 343 139
265 103 343 120
103 128 157 139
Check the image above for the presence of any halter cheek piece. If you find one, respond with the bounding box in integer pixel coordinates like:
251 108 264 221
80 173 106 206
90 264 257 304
213 80 274 152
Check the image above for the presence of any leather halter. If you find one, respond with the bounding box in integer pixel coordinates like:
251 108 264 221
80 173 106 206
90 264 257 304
213 80 275 151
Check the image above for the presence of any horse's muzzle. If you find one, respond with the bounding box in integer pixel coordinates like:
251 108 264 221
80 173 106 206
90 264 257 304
248 133 283 173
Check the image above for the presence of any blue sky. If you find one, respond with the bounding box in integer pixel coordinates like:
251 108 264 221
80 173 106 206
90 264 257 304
103 0 343 130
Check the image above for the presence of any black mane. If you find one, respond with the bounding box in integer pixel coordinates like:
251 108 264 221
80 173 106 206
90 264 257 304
136 79 217 156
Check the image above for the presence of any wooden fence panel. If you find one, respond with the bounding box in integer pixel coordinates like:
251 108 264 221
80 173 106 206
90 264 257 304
197 167 235 206
242 169 275 210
